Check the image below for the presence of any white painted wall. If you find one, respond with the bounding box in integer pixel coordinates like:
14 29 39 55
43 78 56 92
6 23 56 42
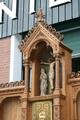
9 35 22 82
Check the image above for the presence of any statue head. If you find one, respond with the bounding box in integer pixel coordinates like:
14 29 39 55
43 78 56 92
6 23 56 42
41 68 45 73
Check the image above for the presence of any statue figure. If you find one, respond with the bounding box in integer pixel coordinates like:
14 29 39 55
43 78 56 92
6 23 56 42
40 68 47 96
49 62 55 93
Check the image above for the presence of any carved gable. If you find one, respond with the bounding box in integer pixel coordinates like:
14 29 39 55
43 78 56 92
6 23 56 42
19 9 71 60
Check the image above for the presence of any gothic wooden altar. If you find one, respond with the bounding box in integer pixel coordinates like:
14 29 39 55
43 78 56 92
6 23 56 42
0 9 80 120
19 9 72 120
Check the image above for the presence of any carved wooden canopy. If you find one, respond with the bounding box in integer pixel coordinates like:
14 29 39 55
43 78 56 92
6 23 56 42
19 9 72 59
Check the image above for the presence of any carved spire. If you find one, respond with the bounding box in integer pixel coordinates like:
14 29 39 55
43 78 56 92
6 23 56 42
36 8 45 23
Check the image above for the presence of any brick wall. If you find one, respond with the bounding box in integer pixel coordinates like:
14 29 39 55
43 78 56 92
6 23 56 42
0 37 10 83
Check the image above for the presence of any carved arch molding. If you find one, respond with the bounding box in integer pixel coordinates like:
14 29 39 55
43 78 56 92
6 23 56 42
73 86 80 120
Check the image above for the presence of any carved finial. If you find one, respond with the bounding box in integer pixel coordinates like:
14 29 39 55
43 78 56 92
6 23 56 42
36 8 45 23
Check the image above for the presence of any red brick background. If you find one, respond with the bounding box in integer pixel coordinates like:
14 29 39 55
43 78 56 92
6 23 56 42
0 37 10 83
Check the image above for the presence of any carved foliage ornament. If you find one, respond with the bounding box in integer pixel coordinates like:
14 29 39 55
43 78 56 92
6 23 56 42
35 8 45 23
70 71 80 79
0 80 24 89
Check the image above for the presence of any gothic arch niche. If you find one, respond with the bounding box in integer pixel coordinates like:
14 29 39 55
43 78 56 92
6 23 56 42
2 97 21 120
29 40 55 96
77 92 80 120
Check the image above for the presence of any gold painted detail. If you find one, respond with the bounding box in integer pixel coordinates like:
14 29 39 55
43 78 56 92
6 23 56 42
32 101 52 120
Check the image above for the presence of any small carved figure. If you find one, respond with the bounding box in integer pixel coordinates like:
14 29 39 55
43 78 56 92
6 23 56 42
49 62 55 93
40 68 47 96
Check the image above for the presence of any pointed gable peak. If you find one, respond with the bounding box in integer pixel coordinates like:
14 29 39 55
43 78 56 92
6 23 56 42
35 8 64 41
19 9 64 51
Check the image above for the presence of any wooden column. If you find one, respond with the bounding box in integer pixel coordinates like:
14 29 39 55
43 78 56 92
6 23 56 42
55 53 60 90
0 103 2 120
21 97 28 120
53 53 62 120
73 98 77 120
23 59 30 92
53 98 61 120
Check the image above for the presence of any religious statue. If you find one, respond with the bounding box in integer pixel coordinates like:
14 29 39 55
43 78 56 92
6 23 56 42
49 62 55 93
40 68 47 96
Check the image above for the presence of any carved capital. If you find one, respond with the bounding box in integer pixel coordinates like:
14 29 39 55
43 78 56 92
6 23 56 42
54 52 64 61
20 97 27 103
54 53 60 61
23 58 29 67
0 97 5 104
